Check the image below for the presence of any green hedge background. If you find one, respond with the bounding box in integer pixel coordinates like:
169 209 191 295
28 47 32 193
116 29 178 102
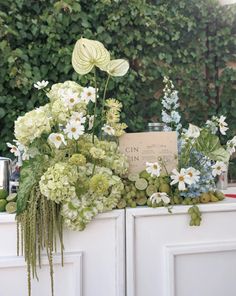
0 0 236 157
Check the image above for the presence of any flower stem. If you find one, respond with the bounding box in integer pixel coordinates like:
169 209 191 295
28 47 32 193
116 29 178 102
92 69 97 143
92 162 96 175
101 75 110 118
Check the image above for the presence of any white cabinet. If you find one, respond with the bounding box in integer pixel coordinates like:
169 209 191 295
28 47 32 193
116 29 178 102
1 195 236 296
126 198 236 296
0 210 125 296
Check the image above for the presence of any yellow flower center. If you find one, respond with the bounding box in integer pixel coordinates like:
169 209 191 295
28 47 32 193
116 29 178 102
217 166 221 170
70 98 75 103
179 176 184 182
87 92 91 96
56 136 62 141
71 127 77 133
153 165 158 170
188 172 193 177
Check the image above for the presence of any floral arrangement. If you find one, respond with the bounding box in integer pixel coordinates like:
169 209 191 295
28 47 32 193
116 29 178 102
120 76 235 225
6 38 236 296
7 38 129 296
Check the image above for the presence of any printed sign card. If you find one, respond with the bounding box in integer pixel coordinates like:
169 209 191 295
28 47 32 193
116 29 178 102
119 131 178 174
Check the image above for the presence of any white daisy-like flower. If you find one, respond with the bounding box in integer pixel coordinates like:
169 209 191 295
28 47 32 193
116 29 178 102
33 80 49 90
48 133 67 149
81 87 96 103
146 161 161 177
226 136 236 155
64 121 85 140
61 89 81 108
170 168 191 191
150 192 170 204
218 115 228 135
211 161 227 177
6 143 21 157
101 124 115 136
186 167 200 185
70 112 86 124
87 115 94 131
185 124 201 139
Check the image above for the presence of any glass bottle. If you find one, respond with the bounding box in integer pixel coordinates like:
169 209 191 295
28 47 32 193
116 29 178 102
147 122 165 132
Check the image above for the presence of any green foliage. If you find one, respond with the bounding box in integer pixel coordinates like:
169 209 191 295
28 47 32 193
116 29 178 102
0 0 236 156
195 129 230 162
16 155 49 214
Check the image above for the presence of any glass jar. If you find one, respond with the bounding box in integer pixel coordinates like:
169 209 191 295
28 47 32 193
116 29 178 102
147 122 165 132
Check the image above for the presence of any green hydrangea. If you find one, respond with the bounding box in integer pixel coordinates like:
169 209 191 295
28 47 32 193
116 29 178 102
39 162 78 203
69 154 86 166
89 174 110 194
61 163 124 231
89 147 106 159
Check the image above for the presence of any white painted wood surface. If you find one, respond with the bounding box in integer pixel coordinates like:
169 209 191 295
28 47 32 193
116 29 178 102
126 196 236 296
1 189 236 296
0 210 125 296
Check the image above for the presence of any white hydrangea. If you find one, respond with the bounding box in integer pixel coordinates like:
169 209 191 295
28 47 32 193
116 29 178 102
47 81 83 103
14 104 51 146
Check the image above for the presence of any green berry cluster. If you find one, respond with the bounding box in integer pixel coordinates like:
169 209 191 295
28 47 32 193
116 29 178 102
188 205 202 226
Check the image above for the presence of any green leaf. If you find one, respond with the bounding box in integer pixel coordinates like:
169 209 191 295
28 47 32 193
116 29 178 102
194 130 230 162
16 155 49 214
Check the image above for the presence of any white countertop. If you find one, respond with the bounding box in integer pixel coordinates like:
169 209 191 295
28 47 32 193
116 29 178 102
0 188 236 224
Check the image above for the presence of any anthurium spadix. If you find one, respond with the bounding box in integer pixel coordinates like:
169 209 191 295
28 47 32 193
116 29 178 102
72 38 110 75
106 59 129 76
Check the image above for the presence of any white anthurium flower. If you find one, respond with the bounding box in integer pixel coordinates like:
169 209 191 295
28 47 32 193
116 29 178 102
146 161 161 177
106 59 129 77
87 115 94 131
185 124 201 138
70 112 86 124
211 161 227 177
186 167 200 185
48 133 67 149
170 168 191 191
101 124 115 136
61 90 81 108
81 87 96 103
218 115 228 135
150 192 170 205
64 121 85 140
6 143 21 157
33 80 49 90
72 38 110 75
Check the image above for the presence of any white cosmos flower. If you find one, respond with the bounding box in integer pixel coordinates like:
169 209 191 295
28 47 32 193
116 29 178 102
170 168 191 191
101 124 115 136
6 143 21 157
212 161 227 177
87 115 94 130
150 192 170 204
186 167 200 184
146 161 161 177
70 112 86 124
48 133 67 149
81 87 96 103
218 115 228 135
185 124 201 138
226 136 236 155
64 121 85 140
33 80 49 89
61 89 81 108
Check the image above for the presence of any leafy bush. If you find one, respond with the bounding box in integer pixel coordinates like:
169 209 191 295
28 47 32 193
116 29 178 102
0 0 236 156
